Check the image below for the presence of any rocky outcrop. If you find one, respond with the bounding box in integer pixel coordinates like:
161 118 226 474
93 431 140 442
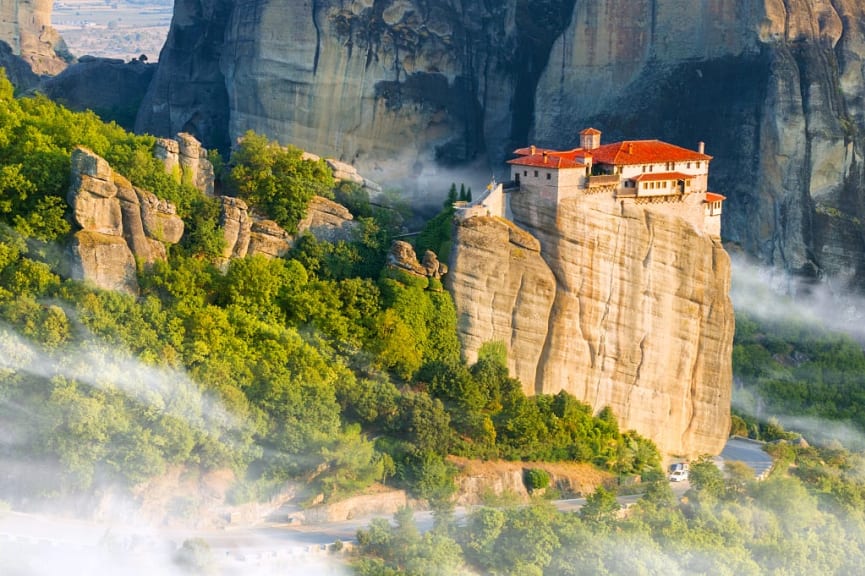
39 58 155 130
447 216 557 402
387 240 448 280
297 195 360 244
67 147 184 294
217 195 359 265
155 133 216 196
300 150 382 200
0 0 68 75
448 194 734 458
134 0 233 151
141 0 865 288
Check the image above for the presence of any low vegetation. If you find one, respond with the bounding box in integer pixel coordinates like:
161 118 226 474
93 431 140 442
356 440 865 575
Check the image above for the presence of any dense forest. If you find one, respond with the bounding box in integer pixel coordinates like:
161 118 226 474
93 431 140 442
0 70 658 512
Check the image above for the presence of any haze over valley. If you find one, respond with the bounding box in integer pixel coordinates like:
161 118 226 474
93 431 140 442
5 0 865 574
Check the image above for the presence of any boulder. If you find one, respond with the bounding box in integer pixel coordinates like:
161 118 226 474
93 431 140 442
248 219 291 258
296 196 359 243
70 231 139 295
387 241 429 277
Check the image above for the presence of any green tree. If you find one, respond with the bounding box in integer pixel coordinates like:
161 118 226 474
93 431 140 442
227 131 333 233
579 486 620 527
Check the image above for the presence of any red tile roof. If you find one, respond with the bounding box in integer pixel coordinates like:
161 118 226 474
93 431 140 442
705 192 726 203
509 147 588 169
580 127 602 135
591 140 712 165
632 171 693 182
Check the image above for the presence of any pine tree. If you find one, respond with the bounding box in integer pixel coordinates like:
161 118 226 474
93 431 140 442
446 183 458 207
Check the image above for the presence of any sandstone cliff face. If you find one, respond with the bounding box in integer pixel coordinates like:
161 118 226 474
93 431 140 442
67 147 184 294
0 0 68 75
449 196 734 458
138 0 577 205
142 0 865 287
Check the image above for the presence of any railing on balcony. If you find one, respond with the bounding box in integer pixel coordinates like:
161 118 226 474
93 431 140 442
586 174 621 188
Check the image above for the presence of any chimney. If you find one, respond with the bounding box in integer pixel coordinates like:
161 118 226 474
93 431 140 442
628 143 633 155
698 141 705 154
543 151 548 163
530 145 536 156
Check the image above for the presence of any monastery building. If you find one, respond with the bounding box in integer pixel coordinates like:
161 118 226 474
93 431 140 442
468 128 725 237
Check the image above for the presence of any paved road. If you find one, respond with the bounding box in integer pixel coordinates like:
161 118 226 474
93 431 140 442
719 436 774 479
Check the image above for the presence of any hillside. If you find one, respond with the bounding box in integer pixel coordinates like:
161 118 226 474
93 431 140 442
0 73 662 518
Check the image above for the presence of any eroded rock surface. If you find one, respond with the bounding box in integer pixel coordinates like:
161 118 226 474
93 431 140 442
142 0 865 287
449 194 734 458
0 0 68 75
218 195 359 266
67 147 184 294
155 133 216 197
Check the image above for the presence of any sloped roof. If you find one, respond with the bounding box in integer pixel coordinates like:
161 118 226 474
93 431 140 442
591 140 712 165
509 147 588 169
705 192 726 202
632 171 693 182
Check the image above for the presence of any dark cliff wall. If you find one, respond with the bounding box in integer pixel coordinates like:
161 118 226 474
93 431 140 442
138 0 865 287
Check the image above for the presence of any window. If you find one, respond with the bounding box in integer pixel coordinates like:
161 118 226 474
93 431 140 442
649 165 653 172
534 170 539 177
546 173 551 180
524 170 527 176
687 162 692 169
642 166 646 173
697 161 702 169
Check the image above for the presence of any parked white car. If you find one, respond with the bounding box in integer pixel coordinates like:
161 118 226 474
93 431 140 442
669 469 689 482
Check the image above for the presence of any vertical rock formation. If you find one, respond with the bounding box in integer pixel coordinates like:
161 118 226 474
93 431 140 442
141 0 865 287
448 193 734 458
134 0 234 152
137 0 578 207
67 147 184 294
530 0 865 287
0 0 68 75
155 133 216 197
447 216 557 389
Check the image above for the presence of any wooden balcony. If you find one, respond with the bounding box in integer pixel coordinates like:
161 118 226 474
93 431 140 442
587 174 621 188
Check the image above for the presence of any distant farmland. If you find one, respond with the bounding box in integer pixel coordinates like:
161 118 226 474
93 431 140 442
53 0 172 62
